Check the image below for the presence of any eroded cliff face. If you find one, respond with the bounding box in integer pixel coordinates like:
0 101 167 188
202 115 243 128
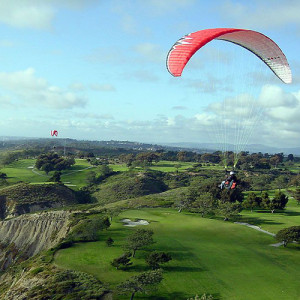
0 210 71 270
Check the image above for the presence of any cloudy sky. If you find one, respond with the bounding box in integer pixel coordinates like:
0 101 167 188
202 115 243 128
0 0 299 149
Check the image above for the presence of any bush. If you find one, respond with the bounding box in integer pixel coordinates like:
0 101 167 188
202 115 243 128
275 226 300 247
68 216 110 242
26 269 106 299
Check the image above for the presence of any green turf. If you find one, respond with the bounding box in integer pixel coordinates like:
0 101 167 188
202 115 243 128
109 161 197 173
54 207 300 300
0 158 95 189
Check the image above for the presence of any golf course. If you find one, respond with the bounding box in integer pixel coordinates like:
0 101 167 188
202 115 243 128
54 204 300 300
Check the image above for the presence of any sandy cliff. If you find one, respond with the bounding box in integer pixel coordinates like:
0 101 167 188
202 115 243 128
0 210 71 270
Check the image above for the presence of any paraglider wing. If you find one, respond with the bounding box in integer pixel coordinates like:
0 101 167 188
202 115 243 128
50 130 58 137
166 28 292 84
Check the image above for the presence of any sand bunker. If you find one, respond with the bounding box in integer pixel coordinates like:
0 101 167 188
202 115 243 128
121 218 149 227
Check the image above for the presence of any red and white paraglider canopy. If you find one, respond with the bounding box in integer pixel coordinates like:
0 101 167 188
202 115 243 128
50 130 58 137
166 28 292 84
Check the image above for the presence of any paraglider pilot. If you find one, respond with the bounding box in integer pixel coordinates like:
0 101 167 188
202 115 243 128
220 171 237 190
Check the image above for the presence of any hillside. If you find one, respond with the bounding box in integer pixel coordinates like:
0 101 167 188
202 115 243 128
0 210 71 271
0 183 78 219
93 171 168 204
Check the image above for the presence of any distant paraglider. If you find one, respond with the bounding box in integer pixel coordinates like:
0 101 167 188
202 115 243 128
50 130 58 137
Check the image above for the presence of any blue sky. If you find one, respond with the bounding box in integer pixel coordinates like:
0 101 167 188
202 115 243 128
0 0 299 148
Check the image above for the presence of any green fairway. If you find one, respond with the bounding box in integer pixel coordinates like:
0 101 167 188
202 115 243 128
1 159 49 184
54 208 300 300
1 158 94 189
240 197 300 234
110 160 198 173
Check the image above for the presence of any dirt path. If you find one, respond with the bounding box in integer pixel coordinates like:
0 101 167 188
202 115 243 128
234 222 284 247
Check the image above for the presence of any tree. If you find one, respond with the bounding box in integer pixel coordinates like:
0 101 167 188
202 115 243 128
86 171 97 185
117 269 163 300
192 192 216 217
218 201 242 221
270 153 283 168
135 152 160 166
242 192 261 212
35 153 75 173
260 191 270 209
275 226 300 247
111 252 132 269
251 174 272 193
289 174 300 187
145 251 172 269
42 162 53 175
97 164 113 177
219 188 244 203
177 188 198 213
290 188 300 205
269 191 288 213
69 216 110 242
124 229 154 257
177 151 187 162
48 171 61 182
273 175 289 191
0 172 7 179
106 208 122 221
106 237 114 247
1 152 19 166
174 164 182 173
119 153 135 167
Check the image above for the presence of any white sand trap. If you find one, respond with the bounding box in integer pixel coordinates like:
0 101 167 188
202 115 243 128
121 218 149 227
27 166 34 169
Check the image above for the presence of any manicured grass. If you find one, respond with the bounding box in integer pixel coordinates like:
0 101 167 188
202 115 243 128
1 159 94 189
110 161 198 173
240 197 300 234
149 161 195 172
54 207 300 300
1 159 49 184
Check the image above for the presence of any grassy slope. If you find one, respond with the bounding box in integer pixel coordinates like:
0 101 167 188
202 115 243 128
54 203 300 300
240 197 300 233
110 161 196 173
1 159 94 190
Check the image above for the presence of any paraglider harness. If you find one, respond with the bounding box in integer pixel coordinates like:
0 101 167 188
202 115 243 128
220 171 237 190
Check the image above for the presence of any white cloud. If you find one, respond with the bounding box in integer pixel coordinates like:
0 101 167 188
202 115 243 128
185 75 232 94
134 43 164 64
0 95 14 108
75 112 114 120
0 68 86 109
0 2 54 30
172 106 187 110
218 0 300 29
259 85 298 108
86 47 127 64
129 70 159 82
0 0 97 30
146 0 196 14
69 83 86 91
90 84 116 92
